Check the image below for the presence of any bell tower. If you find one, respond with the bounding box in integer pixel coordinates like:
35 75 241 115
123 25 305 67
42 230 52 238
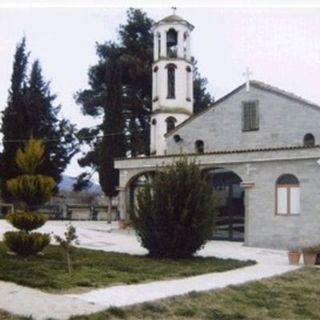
150 11 194 155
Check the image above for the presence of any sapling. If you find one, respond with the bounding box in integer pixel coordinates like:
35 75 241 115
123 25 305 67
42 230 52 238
54 224 79 273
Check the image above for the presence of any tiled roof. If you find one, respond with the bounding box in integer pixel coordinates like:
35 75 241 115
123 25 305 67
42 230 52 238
115 144 320 161
165 80 320 137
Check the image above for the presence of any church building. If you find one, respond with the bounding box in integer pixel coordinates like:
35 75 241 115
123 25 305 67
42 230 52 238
115 12 320 249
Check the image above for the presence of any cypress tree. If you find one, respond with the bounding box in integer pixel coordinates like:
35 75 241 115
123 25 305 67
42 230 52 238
98 44 125 217
0 38 78 200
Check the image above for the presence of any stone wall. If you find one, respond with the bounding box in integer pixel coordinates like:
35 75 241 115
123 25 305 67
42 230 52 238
115 148 320 249
166 85 320 154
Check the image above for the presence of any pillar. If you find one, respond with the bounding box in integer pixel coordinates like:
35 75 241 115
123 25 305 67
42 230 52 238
240 181 255 246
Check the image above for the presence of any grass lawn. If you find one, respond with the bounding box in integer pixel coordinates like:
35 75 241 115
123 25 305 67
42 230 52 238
70 268 320 320
0 310 27 320
0 243 254 293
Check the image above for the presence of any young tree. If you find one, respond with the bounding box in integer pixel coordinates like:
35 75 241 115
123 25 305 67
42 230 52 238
0 38 78 200
131 158 219 258
4 138 54 256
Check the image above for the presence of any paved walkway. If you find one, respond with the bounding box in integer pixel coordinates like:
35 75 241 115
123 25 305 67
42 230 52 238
0 221 300 320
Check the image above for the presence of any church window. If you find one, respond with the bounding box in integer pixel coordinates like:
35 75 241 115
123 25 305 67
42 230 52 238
276 174 300 215
166 64 177 99
303 133 315 147
195 140 204 153
166 116 177 133
242 101 259 131
166 28 178 58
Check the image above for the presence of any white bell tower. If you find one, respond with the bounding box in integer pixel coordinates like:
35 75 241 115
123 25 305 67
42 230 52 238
150 11 194 155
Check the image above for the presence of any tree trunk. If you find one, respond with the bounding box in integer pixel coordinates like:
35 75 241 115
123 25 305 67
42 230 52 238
107 196 112 224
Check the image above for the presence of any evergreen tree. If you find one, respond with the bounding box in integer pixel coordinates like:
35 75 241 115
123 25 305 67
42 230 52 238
75 9 214 190
98 44 125 215
0 38 78 200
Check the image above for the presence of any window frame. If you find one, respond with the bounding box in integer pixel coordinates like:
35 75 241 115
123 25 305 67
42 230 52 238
303 133 315 147
166 64 177 99
242 100 259 132
275 174 300 216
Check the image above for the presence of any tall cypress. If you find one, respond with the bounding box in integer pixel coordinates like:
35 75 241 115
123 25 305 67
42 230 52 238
0 39 78 200
98 44 125 215
1 38 29 200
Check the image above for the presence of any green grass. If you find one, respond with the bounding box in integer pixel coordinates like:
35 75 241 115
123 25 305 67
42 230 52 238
70 268 320 320
0 243 254 292
0 310 29 320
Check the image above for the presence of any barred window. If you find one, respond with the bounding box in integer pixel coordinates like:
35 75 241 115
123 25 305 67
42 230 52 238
242 101 259 131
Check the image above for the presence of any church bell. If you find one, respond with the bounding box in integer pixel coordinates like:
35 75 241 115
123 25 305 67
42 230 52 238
167 30 177 47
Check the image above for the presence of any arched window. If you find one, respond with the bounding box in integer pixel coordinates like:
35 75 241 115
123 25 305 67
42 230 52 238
276 174 300 215
166 116 177 133
195 140 204 153
166 64 177 99
166 28 178 58
303 133 315 147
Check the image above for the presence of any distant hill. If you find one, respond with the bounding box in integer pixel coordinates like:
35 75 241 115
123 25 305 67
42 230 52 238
58 175 102 193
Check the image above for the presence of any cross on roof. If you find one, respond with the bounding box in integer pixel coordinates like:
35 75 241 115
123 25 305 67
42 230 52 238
171 7 177 15
242 67 253 92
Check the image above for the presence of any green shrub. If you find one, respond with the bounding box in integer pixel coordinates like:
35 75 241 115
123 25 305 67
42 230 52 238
7 174 55 208
3 138 54 257
4 231 50 256
6 212 48 233
130 158 219 258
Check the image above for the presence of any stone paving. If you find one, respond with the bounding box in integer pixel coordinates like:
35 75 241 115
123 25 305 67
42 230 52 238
0 221 300 320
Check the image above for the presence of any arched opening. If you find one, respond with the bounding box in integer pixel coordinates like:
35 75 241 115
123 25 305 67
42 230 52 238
166 64 176 99
303 133 315 147
203 168 245 241
276 174 300 215
129 172 155 214
166 116 177 133
166 28 178 58
195 140 204 154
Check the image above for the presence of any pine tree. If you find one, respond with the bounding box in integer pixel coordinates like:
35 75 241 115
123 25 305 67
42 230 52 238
0 38 78 200
75 9 214 190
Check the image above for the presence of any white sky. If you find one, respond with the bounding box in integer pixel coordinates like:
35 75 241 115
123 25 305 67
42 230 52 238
1 1 320 179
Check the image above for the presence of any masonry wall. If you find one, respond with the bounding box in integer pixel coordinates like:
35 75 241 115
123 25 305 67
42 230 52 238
245 158 320 249
115 149 320 249
166 86 320 153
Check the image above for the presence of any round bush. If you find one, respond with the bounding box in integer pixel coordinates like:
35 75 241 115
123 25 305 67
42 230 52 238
5 212 48 232
130 158 219 258
4 231 50 256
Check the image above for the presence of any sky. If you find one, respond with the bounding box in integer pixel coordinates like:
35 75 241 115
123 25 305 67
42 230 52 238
1 1 320 179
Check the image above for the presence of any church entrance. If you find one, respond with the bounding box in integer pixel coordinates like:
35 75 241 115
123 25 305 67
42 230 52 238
205 168 245 241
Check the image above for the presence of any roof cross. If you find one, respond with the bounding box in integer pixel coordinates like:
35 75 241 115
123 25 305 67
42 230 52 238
242 67 253 92
171 7 177 15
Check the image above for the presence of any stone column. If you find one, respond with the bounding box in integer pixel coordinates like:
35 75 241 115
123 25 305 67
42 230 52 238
160 30 167 57
117 187 128 220
153 32 159 61
240 181 255 246
177 30 184 58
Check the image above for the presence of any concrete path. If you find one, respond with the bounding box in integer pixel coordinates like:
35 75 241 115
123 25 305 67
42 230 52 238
0 221 300 320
